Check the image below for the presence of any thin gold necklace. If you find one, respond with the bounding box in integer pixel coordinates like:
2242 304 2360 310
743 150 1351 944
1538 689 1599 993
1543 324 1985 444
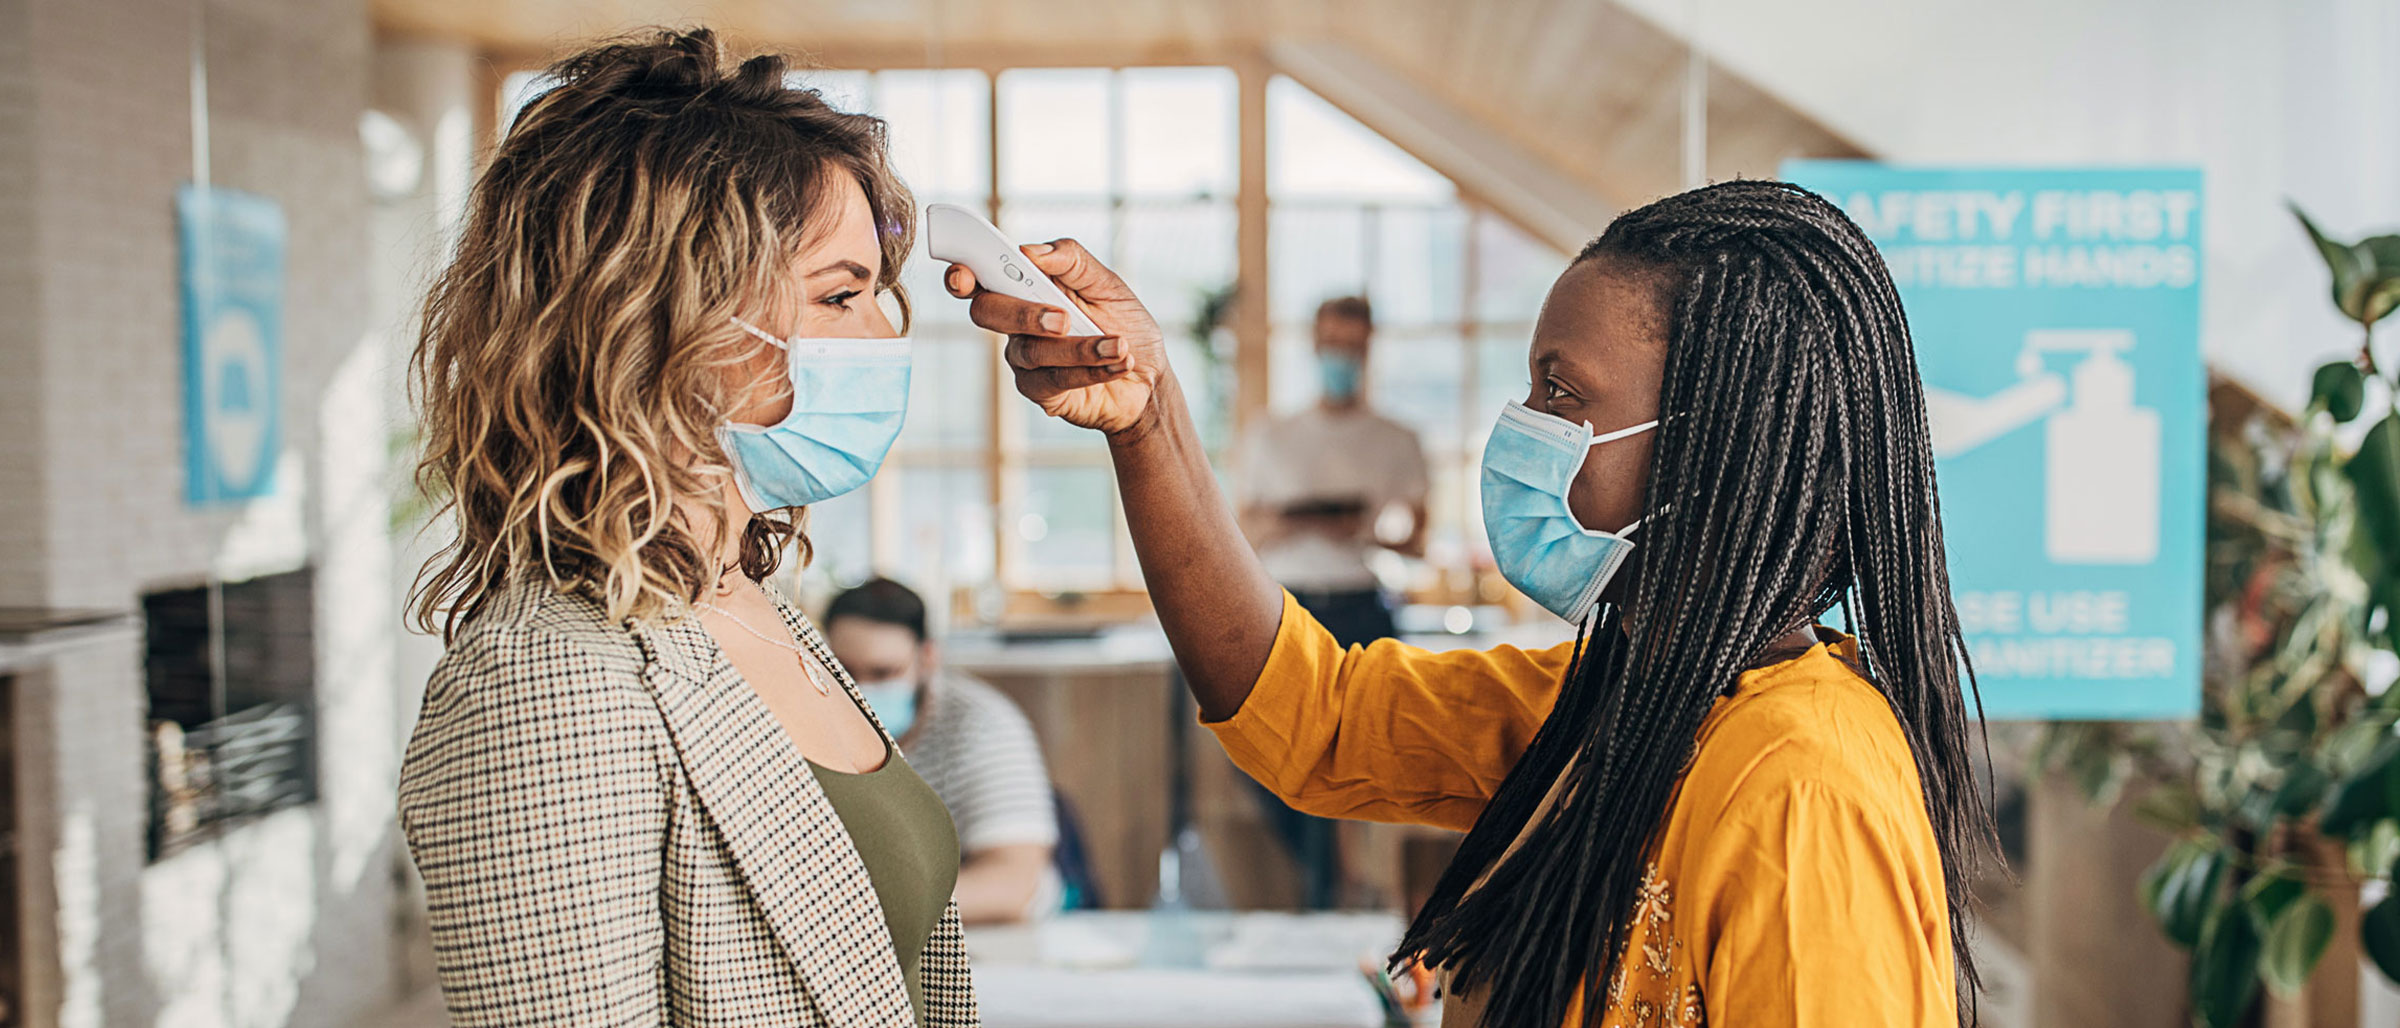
696 593 835 697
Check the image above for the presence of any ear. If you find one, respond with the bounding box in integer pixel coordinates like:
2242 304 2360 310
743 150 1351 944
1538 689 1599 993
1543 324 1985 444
920 639 941 675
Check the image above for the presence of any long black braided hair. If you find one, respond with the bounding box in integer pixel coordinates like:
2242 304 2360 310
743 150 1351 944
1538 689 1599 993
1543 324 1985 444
1395 180 1995 1026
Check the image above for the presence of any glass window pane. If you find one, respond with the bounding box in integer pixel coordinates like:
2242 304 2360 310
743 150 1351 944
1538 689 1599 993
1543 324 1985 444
1269 325 1320 414
801 488 874 591
1017 466 1116 586
999 201 1114 263
999 69 1112 196
500 70 558 131
1270 205 1366 324
1123 68 1236 198
901 237 980 328
899 336 991 452
1370 206 1468 328
1475 211 1567 323
1166 328 1235 454
1474 326 1537 435
894 466 995 597
792 70 873 115
1367 332 1466 452
1121 201 1235 333
876 70 990 199
1268 77 1452 202
1425 458 1476 571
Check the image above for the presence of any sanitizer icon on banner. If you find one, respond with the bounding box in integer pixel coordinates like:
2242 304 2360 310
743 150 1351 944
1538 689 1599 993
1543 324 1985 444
1923 329 2160 565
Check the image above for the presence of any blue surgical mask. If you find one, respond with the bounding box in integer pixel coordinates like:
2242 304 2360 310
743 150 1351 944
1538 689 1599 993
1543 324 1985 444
1480 400 1658 624
718 317 911 511
1317 352 1363 403
856 677 919 738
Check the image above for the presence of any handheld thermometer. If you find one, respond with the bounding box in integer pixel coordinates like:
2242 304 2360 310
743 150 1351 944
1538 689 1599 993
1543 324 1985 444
924 203 1105 337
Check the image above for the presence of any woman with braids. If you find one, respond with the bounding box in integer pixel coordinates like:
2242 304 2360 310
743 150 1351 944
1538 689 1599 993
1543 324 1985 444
400 30 975 1027
944 180 1992 1026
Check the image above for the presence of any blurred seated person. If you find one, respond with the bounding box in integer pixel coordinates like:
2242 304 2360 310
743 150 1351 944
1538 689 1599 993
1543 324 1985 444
825 577 1063 924
1232 295 1430 908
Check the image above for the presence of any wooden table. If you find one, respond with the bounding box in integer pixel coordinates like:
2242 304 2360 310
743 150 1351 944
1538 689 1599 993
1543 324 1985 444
967 911 1406 1028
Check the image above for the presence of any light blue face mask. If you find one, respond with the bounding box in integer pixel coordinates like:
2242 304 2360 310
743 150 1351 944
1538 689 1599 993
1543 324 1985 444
1480 400 1658 624
855 677 919 738
1317 352 1364 403
718 317 912 511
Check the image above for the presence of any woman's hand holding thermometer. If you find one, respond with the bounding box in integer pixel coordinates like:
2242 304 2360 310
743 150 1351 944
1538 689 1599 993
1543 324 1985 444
934 205 1285 725
931 204 1168 437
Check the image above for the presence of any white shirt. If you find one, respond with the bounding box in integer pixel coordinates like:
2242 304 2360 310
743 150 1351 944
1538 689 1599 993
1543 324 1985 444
1234 405 1431 591
904 671 1059 853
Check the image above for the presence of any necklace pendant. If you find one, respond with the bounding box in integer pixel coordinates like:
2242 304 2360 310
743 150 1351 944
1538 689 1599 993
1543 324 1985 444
802 659 834 697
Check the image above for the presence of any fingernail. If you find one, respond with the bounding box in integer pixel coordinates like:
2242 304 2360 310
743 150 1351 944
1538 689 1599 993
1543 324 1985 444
1023 242 1055 256
1099 338 1123 358
1041 311 1066 335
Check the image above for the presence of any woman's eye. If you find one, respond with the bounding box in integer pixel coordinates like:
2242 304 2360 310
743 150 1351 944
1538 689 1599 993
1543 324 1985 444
819 290 862 311
1544 378 1575 404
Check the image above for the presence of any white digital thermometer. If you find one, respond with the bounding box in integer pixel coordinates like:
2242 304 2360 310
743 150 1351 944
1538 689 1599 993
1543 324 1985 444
924 202 1105 337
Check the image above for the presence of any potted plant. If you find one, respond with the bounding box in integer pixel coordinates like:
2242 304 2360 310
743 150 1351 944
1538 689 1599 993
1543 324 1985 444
2036 206 2400 1027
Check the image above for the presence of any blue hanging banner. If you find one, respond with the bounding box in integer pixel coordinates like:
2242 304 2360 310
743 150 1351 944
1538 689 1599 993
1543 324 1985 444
1781 162 2204 720
178 184 285 505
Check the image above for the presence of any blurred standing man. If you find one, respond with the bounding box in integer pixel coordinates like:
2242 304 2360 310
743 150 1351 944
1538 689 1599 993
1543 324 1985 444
1233 295 1430 907
824 578 1063 924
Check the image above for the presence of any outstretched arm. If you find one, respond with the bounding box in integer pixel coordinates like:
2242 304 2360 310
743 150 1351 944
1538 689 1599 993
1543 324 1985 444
946 243 1282 721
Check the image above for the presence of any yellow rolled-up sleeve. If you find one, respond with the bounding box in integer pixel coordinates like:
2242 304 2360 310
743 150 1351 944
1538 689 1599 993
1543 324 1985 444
1204 591 1574 832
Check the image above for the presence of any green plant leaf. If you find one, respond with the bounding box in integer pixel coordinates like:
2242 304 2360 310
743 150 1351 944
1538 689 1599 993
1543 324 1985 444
2366 887 2400 986
2157 845 2230 948
2360 237 2400 325
2134 785 2205 835
2192 902 2265 1028
2243 871 2307 926
2139 844 2186 923
2366 276 2400 329
2274 761 2335 817
2261 892 2336 997
2345 416 2400 584
2316 361 2369 422
2323 742 2400 838
2297 203 2372 319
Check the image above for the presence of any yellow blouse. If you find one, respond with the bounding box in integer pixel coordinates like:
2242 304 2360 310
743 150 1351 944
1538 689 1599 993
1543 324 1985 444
1207 592 1957 1028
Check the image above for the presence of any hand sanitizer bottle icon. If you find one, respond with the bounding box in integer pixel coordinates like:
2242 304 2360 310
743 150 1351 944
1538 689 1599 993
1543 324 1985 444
2038 330 2158 563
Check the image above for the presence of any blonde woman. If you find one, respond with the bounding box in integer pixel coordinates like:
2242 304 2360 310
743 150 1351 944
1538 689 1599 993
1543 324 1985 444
398 30 972 1027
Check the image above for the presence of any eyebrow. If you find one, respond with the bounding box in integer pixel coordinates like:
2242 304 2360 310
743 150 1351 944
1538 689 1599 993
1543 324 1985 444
807 259 874 281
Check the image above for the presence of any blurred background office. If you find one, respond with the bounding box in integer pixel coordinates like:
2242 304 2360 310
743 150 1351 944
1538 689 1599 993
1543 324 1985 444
0 1 2397 1027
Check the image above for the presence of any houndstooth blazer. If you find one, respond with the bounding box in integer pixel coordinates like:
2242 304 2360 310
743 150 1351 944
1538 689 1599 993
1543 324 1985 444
398 574 977 1027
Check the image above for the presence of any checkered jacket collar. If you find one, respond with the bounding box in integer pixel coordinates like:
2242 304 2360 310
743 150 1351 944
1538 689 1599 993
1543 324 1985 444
626 587 916 1028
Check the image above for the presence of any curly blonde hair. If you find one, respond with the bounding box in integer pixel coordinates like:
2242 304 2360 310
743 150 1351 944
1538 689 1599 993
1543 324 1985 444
409 28 914 638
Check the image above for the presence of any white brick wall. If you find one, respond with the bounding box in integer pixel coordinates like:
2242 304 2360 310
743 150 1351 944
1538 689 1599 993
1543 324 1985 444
0 0 47 606
4 0 405 1024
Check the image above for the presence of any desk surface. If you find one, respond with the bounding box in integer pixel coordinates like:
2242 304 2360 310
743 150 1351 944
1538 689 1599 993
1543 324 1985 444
945 619 1574 680
969 911 1406 1028
0 612 136 674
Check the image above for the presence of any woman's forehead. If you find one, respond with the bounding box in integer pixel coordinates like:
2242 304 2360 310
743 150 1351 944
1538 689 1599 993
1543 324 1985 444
1531 260 1670 371
778 175 878 278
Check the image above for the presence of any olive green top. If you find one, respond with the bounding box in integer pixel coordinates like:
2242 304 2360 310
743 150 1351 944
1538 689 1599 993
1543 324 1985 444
808 737 961 1023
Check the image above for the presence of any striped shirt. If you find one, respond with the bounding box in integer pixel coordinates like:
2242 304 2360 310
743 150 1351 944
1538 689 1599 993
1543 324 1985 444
906 671 1059 852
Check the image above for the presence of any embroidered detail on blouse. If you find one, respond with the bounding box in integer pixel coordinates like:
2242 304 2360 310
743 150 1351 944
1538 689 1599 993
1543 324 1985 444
1608 863 1704 1028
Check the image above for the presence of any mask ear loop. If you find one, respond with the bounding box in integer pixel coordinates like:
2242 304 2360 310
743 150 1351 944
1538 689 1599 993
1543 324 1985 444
729 316 792 351
1578 418 1661 538
1585 419 1659 447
